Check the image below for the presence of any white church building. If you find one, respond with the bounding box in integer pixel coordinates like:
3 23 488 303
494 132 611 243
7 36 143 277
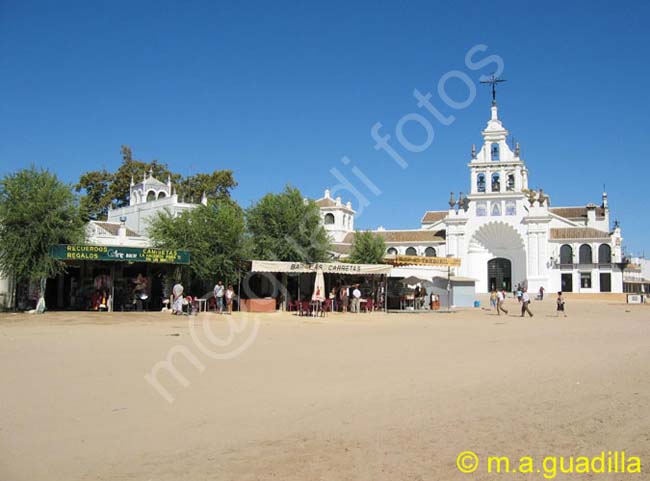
318 101 624 294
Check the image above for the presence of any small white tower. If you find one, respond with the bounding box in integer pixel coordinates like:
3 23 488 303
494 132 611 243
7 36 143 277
314 189 356 243
129 170 172 205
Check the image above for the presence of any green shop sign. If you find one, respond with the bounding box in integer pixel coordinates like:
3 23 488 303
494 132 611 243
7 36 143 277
50 244 190 264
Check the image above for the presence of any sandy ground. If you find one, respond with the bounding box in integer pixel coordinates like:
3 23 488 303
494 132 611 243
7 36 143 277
1 296 649 481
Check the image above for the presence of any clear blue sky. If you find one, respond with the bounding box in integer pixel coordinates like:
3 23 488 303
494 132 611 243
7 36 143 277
1 0 649 254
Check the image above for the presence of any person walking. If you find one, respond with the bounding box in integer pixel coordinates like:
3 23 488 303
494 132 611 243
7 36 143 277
489 289 498 310
225 284 234 315
520 287 533 317
556 291 567 317
214 280 225 314
496 289 509 315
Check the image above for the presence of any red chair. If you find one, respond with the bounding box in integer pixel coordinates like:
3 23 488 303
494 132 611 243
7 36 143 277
323 299 332 312
364 299 374 312
300 301 310 316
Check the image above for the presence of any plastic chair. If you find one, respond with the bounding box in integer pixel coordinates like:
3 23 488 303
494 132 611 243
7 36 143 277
300 301 310 316
365 299 374 312
323 299 331 312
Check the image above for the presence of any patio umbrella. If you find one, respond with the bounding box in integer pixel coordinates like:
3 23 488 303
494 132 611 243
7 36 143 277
398 276 427 285
312 270 326 301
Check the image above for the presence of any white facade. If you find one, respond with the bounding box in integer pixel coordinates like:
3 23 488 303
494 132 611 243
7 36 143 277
107 170 205 237
321 103 624 294
315 189 356 243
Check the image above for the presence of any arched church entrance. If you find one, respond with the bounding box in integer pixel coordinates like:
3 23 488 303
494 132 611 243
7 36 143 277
468 221 526 293
487 258 511 292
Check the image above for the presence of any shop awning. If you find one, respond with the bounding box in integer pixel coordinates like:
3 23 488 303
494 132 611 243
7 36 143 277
385 255 462 267
50 244 190 264
250 260 391 275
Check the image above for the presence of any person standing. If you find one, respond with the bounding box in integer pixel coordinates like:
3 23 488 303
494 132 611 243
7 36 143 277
352 284 361 313
340 285 348 313
214 280 225 314
516 284 523 302
520 288 533 317
329 287 337 312
496 289 508 315
172 282 184 315
225 284 234 315
556 291 567 317
538 286 545 300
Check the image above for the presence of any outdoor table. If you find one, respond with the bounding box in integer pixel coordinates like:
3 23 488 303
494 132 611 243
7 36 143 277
400 296 415 310
310 300 324 317
196 298 207 312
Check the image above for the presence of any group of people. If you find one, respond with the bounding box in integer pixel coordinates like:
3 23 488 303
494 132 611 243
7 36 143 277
490 286 567 317
213 280 235 314
330 284 364 313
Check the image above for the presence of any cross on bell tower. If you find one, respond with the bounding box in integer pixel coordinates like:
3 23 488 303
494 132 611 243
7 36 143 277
480 74 506 106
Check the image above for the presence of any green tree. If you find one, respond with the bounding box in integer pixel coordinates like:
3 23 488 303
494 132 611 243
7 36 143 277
0 167 85 311
75 145 237 220
76 169 112 220
76 146 181 220
348 231 386 264
246 185 331 262
148 199 247 289
176 171 237 204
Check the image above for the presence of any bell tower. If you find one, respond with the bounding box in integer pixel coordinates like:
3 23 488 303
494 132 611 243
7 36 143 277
468 103 527 198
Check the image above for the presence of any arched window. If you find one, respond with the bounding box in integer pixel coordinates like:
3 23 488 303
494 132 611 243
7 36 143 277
579 244 593 264
598 244 612 264
477 173 486 193
476 201 487 217
491 143 500 160
405 247 417 256
505 200 516 216
491 173 501 192
560 244 573 264
146 190 156 202
506 173 515 191
324 213 335 225
387 247 398 255
491 201 501 216
424 247 436 257
157 191 167 199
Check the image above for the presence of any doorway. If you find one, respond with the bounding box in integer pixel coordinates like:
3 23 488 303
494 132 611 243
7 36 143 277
561 273 573 292
599 273 611 292
487 258 512 292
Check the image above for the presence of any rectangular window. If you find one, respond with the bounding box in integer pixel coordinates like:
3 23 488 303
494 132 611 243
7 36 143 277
505 201 516 216
580 272 592 289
